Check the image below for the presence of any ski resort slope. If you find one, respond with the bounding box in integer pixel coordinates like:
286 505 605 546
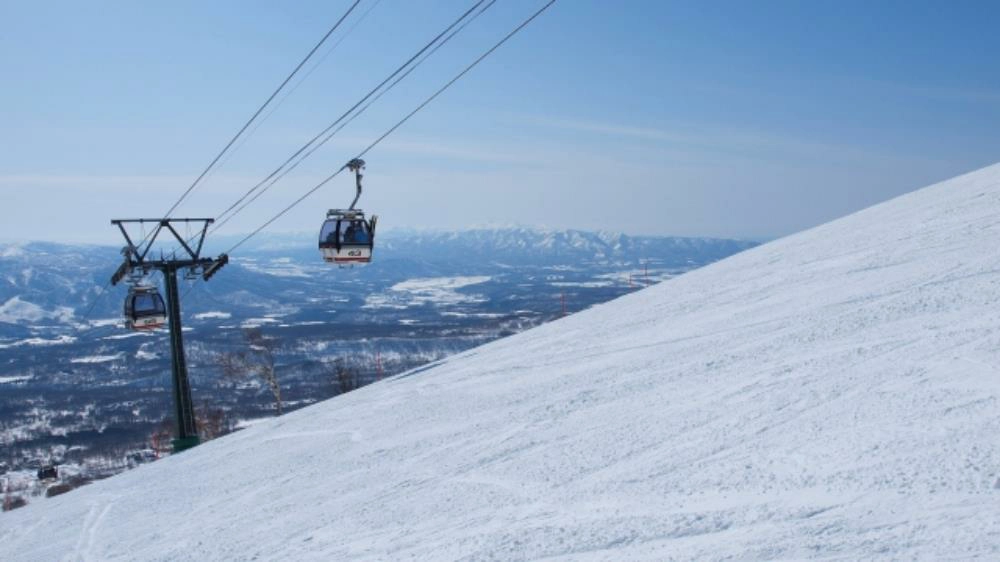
5 164 1000 560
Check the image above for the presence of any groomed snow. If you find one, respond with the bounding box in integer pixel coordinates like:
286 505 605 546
240 317 281 329
365 276 491 309
193 311 232 320
135 348 159 361
4 164 1000 559
0 334 77 349
102 332 155 340
69 354 123 364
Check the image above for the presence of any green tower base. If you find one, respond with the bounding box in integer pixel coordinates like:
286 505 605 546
172 436 201 453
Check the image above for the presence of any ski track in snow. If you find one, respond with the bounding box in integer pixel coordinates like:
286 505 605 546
69 501 112 562
4 164 1000 559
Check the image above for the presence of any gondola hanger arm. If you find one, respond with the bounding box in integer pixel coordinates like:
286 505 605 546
347 158 365 210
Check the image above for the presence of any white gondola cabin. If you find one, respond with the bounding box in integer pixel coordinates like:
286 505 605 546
124 285 167 331
319 209 377 264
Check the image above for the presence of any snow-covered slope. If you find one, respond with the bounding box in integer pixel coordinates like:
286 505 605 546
4 164 1000 560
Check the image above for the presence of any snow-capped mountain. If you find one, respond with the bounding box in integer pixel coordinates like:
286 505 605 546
6 161 999 560
374 227 754 265
0 229 755 334
0 242 114 335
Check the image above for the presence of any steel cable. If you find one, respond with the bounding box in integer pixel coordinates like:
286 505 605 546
226 0 557 255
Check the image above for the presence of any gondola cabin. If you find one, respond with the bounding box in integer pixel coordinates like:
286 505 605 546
124 285 167 331
319 209 377 264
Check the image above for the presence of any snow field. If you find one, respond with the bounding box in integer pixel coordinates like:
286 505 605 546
3 164 1000 559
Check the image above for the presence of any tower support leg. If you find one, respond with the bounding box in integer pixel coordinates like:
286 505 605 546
164 266 200 452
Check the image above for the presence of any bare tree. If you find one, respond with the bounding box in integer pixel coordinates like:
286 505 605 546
3 492 27 512
149 418 173 458
219 328 283 415
196 404 234 441
329 358 360 395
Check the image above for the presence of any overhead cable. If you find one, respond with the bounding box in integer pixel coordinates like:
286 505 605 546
208 0 490 233
204 0 387 186
226 0 557 255
211 0 498 234
160 0 363 219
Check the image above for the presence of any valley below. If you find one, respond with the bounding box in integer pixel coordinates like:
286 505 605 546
0 228 755 490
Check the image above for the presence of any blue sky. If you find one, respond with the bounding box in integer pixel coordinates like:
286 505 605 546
2 0 999 244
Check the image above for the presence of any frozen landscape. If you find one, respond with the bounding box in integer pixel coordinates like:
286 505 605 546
0 229 753 474
3 164 1000 558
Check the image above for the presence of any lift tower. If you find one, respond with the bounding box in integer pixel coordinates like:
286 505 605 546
110 218 228 452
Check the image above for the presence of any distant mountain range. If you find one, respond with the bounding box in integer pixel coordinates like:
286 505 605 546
0 228 757 335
